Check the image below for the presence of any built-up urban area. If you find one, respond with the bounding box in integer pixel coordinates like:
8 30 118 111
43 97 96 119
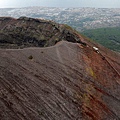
0 7 120 31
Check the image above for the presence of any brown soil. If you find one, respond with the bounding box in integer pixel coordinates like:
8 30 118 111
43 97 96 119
0 41 120 120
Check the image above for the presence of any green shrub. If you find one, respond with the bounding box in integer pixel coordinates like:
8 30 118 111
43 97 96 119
28 55 33 60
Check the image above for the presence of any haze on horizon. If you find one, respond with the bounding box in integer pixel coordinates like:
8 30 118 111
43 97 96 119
0 0 120 8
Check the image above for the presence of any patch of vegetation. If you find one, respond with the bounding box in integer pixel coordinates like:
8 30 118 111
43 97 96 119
82 93 90 106
64 24 74 31
82 27 120 52
86 67 96 79
28 55 33 60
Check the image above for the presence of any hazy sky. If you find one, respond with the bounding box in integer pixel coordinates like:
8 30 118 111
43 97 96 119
0 0 120 8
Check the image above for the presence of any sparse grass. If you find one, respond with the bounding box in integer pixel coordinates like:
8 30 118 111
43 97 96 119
28 55 33 60
64 24 74 31
82 93 90 106
86 67 96 78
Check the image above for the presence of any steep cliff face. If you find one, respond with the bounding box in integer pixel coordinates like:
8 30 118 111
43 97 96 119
0 17 83 48
0 17 120 120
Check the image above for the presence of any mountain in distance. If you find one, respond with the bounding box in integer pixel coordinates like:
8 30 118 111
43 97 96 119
82 27 120 52
0 17 120 120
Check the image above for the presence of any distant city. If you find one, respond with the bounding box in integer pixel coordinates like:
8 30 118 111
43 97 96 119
0 7 120 31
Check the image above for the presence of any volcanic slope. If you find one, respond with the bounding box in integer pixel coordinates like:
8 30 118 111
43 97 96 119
0 17 120 120
0 40 120 120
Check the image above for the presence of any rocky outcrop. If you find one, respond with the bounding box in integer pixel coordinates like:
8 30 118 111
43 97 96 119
0 17 85 48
